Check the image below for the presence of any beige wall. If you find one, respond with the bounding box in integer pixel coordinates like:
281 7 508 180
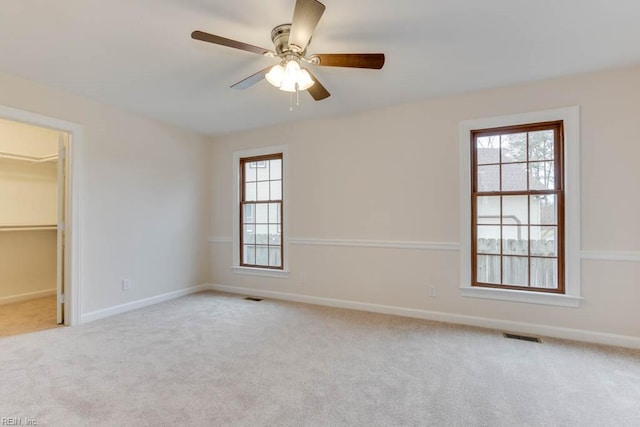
0 155 57 300
0 161 57 225
0 231 56 299
0 70 211 314
0 118 60 157
210 64 640 339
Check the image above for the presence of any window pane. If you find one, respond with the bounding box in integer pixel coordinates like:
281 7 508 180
255 225 268 244
476 135 500 164
243 245 255 265
268 203 281 224
476 225 500 255
256 161 269 181
531 258 558 289
257 181 270 201
529 130 554 161
243 225 255 244
269 246 282 267
502 195 528 225
270 180 282 200
477 226 500 254
256 246 269 265
530 226 557 256
268 224 281 245
501 133 527 163
477 255 500 284
477 196 500 224
529 161 555 190
530 195 557 225
255 204 268 223
245 162 257 181
502 256 528 286
270 159 282 180
243 204 255 224
501 163 528 191
245 182 257 201
477 165 500 192
502 226 528 255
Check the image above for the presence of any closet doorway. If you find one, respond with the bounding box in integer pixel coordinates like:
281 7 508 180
0 118 68 337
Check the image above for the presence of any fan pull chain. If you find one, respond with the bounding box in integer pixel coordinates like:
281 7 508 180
288 84 301 111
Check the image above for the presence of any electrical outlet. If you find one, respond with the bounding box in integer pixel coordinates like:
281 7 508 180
299 272 306 284
429 286 437 298
122 279 131 291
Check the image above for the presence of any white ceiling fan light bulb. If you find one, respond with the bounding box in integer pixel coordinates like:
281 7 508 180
265 64 285 88
297 69 315 91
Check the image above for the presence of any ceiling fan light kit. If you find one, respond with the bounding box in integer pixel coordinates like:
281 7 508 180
191 0 385 106
265 58 315 92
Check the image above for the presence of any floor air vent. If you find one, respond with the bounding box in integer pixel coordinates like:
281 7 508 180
244 296 263 302
503 333 541 343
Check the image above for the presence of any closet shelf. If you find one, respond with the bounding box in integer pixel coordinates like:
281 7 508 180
0 151 58 163
0 225 57 232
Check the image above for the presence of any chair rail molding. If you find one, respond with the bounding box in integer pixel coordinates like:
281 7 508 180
208 236 459 251
581 250 640 262
208 236 639 262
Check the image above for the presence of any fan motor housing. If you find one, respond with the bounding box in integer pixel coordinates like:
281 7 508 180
271 23 308 56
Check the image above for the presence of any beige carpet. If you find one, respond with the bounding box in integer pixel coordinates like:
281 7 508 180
0 295 60 337
0 291 639 426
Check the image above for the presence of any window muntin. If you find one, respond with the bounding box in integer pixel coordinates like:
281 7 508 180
240 154 283 269
471 121 564 293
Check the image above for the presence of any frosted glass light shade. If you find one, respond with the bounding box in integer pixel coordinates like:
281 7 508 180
279 61 300 92
297 69 314 90
279 79 297 92
265 64 284 87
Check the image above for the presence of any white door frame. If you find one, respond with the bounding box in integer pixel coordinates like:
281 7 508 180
0 104 82 326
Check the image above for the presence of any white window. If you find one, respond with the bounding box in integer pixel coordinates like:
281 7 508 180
459 107 581 307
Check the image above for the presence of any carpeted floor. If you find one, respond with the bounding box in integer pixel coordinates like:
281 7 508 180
1 291 639 426
0 295 60 337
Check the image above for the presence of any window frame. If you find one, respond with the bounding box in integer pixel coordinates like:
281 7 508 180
232 145 289 278
470 121 565 293
459 107 581 308
239 153 284 270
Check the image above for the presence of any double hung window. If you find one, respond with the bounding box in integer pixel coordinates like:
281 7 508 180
239 154 283 269
471 121 564 292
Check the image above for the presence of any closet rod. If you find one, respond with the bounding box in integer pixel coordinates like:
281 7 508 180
0 151 58 163
0 224 57 232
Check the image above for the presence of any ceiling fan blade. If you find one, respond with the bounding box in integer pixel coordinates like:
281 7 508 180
305 68 330 101
310 53 385 69
289 0 326 53
191 30 271 56
230 66 272 90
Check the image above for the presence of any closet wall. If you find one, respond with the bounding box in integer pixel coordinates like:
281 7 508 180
0 119 59 302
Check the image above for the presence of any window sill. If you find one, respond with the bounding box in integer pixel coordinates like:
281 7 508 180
460 286 582 308
231 266 290 279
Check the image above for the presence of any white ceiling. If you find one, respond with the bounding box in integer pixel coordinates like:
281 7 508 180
1 0 639 136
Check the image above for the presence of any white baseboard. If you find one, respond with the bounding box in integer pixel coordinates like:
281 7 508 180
0 289 56 306
206 284 640 350
81 284 209 324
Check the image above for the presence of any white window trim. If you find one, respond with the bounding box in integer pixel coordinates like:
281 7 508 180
232 145 290 278
459 106 582 308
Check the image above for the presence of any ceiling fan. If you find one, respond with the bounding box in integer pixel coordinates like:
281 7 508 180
191 0 385 102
